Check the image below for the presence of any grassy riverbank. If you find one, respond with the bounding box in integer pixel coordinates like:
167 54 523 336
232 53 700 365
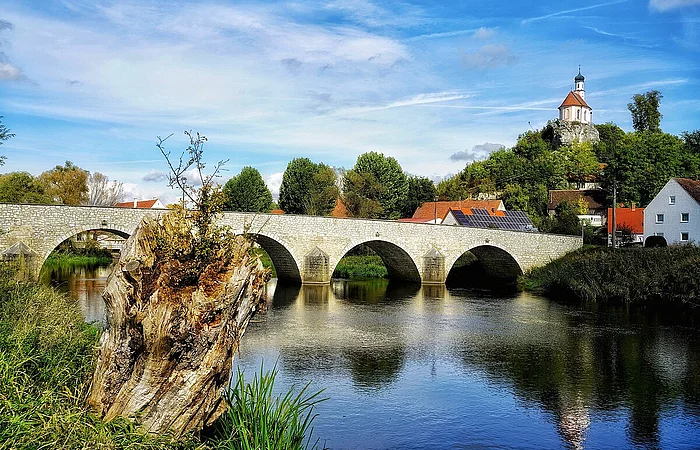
332 255 388 279
521 246 700 305
43 253 113 269
0 266 324 449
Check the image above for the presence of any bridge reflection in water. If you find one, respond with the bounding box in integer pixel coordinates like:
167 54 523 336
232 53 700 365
50 266 700 449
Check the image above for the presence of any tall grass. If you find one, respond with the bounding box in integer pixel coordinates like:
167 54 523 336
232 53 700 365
332 255 387 279
1 265 327 448
521 245 700 305
212 364 327 450
43 254 113 269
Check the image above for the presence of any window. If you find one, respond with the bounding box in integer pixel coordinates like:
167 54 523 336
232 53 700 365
656 214 664 223
681 213 689 223
681 232 689 242
584 110 587 120
565 109 569 119
577 109 581 120
669 196 676 205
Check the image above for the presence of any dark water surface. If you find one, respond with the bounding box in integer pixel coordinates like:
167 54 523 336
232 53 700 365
52 268 700 449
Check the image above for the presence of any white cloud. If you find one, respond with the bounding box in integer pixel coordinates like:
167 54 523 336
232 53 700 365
472 27 497 40
650 0 700 10
264 172 284 199
462 44 517 69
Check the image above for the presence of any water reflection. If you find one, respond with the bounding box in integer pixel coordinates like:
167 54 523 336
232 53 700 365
43 264 111 324
51 267 700 449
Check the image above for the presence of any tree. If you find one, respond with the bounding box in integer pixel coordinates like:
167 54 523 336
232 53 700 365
306 164 339 216
594 122 626 163
88 131 269 436
400 176 436 218
86 172 125 206
278 158 319 214
347 151 408 219
628 90 663 133
39 161 88 205
223 166 273 213
0 172 53 204
342 170 384 219
544 201 581 236
559 141 600 188
0 116 13 165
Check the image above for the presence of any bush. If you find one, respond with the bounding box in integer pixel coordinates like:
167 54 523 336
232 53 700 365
332 255 388 279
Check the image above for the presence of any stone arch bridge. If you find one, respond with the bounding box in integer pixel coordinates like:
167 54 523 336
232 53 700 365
0 204 581 283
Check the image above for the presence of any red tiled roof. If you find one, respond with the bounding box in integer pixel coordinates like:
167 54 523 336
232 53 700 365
412 200 504 221
397 218 433 223
607 207 644 234
675 178 700 205
115 199 159 208
270 209 285 215
559 91 590 109
547 190 606 211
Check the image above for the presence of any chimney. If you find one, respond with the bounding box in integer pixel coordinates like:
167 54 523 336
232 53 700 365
631 202 636 211
133 197 137 208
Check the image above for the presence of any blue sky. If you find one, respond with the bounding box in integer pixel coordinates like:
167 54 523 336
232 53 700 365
1 0 699 203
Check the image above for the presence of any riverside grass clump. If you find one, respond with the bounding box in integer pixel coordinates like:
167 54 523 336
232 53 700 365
213 365 327 450
332 255 388 279
521 245 700 305
0 265 326 449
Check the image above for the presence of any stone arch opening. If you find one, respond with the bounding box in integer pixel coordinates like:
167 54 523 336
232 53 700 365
42 227 131 266
333 240 421 283
250 234 302 284
446 245 522 289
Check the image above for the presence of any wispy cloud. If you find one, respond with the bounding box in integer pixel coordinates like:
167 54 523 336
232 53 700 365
462 44 517 69
521 0 629 24
472 27 497 40
450 142 504 161
649 0 700 11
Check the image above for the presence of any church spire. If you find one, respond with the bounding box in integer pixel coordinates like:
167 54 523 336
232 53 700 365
574 66 585 99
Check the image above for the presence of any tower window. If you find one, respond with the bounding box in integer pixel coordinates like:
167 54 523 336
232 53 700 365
577 109 580 120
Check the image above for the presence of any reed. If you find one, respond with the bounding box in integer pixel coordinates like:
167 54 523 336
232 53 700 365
521 245 700 305
332 255 388 279
212 364 327 450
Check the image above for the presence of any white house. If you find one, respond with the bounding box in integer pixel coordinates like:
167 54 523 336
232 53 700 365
558 69 592 125
643 178 700 245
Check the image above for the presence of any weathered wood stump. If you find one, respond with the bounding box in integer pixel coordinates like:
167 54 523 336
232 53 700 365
87 214 269 435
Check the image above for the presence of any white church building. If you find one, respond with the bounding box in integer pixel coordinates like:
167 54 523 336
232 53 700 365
558 69 592 124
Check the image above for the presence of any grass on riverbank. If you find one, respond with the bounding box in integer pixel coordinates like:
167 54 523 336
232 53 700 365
521 245 700 305
0 266 324 449
332 255 388 279
43 253 114 269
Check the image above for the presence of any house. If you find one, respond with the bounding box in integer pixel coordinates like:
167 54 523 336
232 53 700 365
607 206 644 245
114 198 166 209
405 200 505 224
643 178 700 245
558 68 592 124
547 189 607 226
442 207 536 231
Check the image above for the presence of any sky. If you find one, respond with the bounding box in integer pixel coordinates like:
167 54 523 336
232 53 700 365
1 0 699 204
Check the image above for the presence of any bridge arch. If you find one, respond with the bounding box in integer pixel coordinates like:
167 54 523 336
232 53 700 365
334 239 421 283
247 232 302 284
446 244 523 286
41 224 132 267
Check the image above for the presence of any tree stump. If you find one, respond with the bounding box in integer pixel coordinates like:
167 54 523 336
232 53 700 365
87 214 269 436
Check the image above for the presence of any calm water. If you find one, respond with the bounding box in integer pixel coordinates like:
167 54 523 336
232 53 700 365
51 267 700 449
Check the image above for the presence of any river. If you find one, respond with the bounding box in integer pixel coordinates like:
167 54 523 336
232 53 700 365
48 265 700 449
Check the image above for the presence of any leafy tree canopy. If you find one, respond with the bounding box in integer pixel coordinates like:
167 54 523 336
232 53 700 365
348 151 408 219
628 90 663 133
0 171 53 204
39 161 89 205
0 116 14 166
342 170 384 219
223 166 273 213
400 175 436 218
307 164 339 216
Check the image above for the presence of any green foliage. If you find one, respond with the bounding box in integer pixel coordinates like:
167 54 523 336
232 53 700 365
39 160 89 205
400 176 436 218
521 246 700 305
213 363 327 450
594 122 626 162
0 115 14 166
559 141 600 188
0 171 53 204
628 90 663 133
279 158 319 214
341 170 384 219
346 152 408 219
332 255 388 279
541 201 581 236
0 268 198 448
223 166 273 213
307 164 339 216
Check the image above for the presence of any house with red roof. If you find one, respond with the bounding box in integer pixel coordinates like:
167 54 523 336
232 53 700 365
643 178 700 245
558 69 592 124
608 206 645 244
402 199 505 224
115 198 165 209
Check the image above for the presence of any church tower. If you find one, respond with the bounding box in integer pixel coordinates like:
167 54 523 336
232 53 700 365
558 68 592 124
